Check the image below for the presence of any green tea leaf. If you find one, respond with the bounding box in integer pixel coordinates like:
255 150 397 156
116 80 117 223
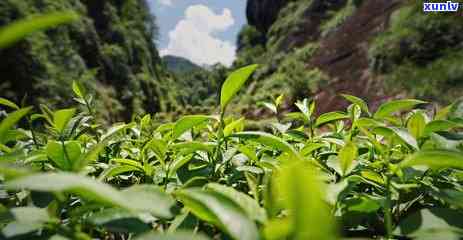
300 143 326 156
6 172 126 208
449 100 463 120
295 98 315 122
168 155 194 177
275 94 285 108
341 94 370 116
315 111 349 127
134 231 211 240
75 123 134 170
401 150 463 169
122 185 175 218
6 173 173 218
435 104 453 120
394 208 463 237
87 208 150 234
374 126 419 150
360 170 384 184
172 142 215 156
99 165 142 180
72 81 86 99
374 99 426 119
206 183 267 223
354 118 385 128
220 64 258 111
49 235 70 240
390 127 419 150
274 159 337 239
2 221 43 238
407 111 427 139
433 189 463 209
101 123 133 141
173 115 212 139
343 195 381 213
233 131 299 158
46 140 82 171
0 98 19 110
0 12 79 48
176 188 259 240
224 117 245 136
140 114 151 131
0 107 32 144
424 120 461 136
2 207 51 238
259 102 277 114
111 158 144 171
144 138 168 162
53 108 76 134
10 207 50 224
338 142 358 176
238 145 258 163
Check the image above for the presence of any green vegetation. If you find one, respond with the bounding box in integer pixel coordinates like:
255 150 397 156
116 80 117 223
234 25 266 67
162 55 202 76
369 1 463 103
320 0 357 36
266 0 312 54
169 64 228 111
234 0 353 110
2 60 463 239
1 3 463 240
0 0 177 121
237 40 321 106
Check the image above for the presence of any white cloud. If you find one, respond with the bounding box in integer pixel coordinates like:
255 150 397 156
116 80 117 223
160 5 236 67
158 0 172 6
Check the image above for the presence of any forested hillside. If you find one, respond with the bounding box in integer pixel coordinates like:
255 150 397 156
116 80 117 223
1 0 462 119
162 55 201 75
235 0 463 115
1 1 463 240
0 0 177 121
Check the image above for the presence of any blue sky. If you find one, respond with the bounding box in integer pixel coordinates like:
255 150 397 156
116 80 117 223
148 0 247 66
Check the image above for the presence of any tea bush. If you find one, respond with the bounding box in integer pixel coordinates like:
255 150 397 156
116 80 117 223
1 9 463 240
2 59 463 239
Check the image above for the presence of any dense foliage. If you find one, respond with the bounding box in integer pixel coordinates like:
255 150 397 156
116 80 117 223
162 55 202 76
369 0 463 103
2 60 463 239
234 0 358 106
236 0 463 111
0 0 177 121
1 3 463 240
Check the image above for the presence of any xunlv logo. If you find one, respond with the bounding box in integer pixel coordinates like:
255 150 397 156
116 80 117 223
423 1 460 12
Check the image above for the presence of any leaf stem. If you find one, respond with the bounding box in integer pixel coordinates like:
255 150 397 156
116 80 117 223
384 173 393 239
61 139 72 171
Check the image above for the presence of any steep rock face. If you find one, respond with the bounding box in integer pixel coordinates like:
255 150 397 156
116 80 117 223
239 0 463 115
0 0 174 120
246 0 288 34
309 0 403 113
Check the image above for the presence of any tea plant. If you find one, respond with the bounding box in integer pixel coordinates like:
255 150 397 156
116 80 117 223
1 11 463 240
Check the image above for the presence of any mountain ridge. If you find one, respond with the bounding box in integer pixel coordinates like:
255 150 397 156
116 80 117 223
162 55 202 75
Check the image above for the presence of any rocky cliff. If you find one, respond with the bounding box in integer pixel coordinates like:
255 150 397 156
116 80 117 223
238 0 463 115
0 0 176 120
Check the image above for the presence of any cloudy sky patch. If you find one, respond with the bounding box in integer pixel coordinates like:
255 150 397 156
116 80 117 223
158 0 172 6
150 1 246 67
160 5 236 66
